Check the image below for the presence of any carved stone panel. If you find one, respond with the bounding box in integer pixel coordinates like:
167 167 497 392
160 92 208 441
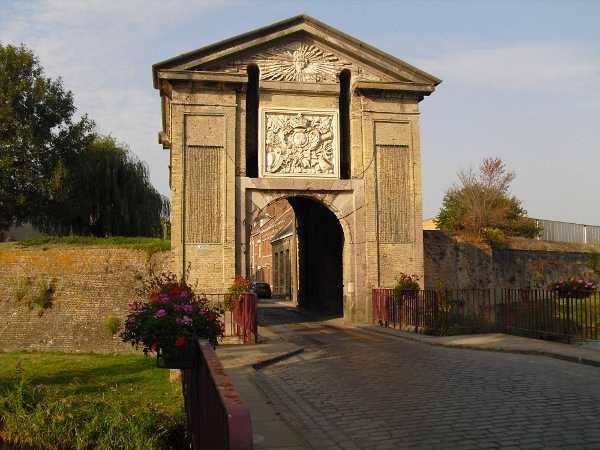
259 108 339 178
202 41 386 83
375 121 413 243
184 114 224 243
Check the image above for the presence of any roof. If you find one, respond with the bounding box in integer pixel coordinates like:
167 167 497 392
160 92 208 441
152 14 441 89
270 220 294 244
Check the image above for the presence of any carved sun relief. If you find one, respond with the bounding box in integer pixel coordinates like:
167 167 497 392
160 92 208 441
257 42 339 82
202 41 386 83
261 109 339 177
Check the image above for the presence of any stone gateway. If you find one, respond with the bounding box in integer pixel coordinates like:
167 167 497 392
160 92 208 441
152 15 440 322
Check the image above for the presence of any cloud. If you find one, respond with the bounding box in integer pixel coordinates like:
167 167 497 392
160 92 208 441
1 0 228 84
417 44 600 94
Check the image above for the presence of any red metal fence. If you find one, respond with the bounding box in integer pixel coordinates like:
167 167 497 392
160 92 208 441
181 339 253 450
200 292 258 344
232 293 258 344
372 288 600 344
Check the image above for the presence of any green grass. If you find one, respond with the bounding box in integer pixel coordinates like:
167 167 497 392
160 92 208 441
495 294 600 342
0 352 185 449
17 236 171 252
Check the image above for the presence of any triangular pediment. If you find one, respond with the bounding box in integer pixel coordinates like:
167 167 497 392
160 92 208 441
153 15 441 88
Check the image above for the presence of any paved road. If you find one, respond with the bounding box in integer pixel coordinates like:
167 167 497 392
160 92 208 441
253 303 600 449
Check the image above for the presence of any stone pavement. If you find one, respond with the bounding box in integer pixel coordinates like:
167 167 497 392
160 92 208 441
217 327 309 449
217 303 600 449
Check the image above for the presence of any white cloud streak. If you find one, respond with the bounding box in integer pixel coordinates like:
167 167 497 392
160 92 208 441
417 44 600 97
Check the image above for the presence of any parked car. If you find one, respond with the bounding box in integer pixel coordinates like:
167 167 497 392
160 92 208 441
250 282 271 299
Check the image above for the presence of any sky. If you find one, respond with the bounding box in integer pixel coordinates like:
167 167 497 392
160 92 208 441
1 0 599 225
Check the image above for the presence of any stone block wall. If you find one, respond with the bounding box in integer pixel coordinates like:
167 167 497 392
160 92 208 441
424 231 600 290
0 245 171 354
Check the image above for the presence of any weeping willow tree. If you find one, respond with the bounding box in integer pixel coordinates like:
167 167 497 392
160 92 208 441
40 135 169 237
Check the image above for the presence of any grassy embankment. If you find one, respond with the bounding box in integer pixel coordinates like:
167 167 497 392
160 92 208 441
1 237 178 447
0 352 185 449
16 236 171 253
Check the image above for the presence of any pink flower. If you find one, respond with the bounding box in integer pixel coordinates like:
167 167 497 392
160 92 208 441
174 304 193 313
176 316 193 326
151 343 158 352
128 300 142 312
154 309 167 318
156 294 169 303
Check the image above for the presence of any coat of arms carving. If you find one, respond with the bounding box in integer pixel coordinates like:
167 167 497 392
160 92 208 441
260 109 339 178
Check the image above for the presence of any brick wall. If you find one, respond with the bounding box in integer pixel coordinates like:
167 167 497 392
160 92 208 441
0 245 172 353
424 231 600 290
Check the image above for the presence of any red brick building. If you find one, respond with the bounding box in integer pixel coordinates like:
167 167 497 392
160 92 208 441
249 200 294 288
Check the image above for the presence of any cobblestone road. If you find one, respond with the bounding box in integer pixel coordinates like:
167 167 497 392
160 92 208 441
253 304 600 449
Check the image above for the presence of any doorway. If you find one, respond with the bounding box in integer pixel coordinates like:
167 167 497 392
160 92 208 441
288 197 344 315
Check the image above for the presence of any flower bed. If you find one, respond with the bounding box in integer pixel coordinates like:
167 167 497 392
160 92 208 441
549 277 597 299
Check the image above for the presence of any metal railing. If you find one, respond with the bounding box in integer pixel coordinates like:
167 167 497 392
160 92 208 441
182 339 253 449
232 293 258 344
372 288 600 344
199 292 258 344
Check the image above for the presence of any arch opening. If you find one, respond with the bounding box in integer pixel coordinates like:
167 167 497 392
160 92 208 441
288 197 344 315
248 196 344 316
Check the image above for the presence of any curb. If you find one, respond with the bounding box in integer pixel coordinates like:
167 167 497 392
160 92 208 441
355 324 600 369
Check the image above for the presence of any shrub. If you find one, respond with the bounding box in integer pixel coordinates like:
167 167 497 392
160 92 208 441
483 227 506 247
435 157 541 240
224 276 251 311
393 273 420 302
13 277 32 302
28 277 55 315
105 316 121 335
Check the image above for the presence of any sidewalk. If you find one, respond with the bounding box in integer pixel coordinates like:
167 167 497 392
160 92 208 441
216 327 308 449
217 319 600 449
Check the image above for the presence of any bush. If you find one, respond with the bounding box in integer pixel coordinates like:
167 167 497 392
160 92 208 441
435 157 541 240
105 316 121 335
224 276 251 312
13 277 31 302
393 273 420 302
483 227 506 247
28 277 55 315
